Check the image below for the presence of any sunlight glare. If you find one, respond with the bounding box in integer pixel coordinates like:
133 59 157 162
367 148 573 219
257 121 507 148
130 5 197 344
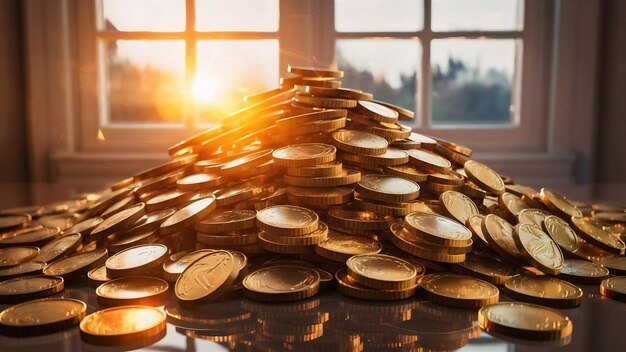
193 76 218 103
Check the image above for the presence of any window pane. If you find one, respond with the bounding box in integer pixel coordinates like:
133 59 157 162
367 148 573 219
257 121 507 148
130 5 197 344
432 0 523 31
335 0 423 32
196 40 279 122
430 39 520 125
101 0 185 32
196 0 279 31
103 40 186 123
336 39 420 113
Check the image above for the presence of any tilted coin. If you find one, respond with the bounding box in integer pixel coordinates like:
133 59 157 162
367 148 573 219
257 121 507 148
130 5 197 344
384 164 429 183
63 216 103 236
406 149 451 174
105 244 168 278
354 100 399 123
539 188 582 219
87 264 111 288
439 191 479 225
465 214 490 248
356 174 420 203
452 255 519 285
162 249 216 282
0 275 64 303
327 206 392 231
126 208 176 235
481 214 522 262
96 276 169 307
517 208 552 228
0 246 40 269
600 276 626 303
542 215 580 255
593 256 626 275
404 212 472 247
287 186 353 206
336 268 417 301
478 302 572 340
557 259 609 284
90 203 146 241
420 273 499 308
464 160 505 195
331 129 388 156
43 248 108 280
30 233 82 263
513 222 563 275
243 265 320 302
176 173 225 191
286 160 343 177
108 229 159 254
0 298 86 336
256 205 319 236
0 214 30 232
346 254 418 290
220 149 273 175
283 168 361 187
389 222 468 263
175 250 239 306
0 226 60 247
435 137 473 157
504 275 583 308
80 305 166 345
0 261 46 281
272 143 336 167
160 196 216 235
498 192 530 222
195 209 257 233
570 216 625 255
315 232 382 262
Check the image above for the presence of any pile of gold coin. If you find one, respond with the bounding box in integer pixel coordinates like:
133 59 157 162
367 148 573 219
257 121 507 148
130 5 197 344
0 65 625 346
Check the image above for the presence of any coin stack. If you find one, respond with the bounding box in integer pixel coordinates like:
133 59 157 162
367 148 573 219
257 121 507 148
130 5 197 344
0 65 625 347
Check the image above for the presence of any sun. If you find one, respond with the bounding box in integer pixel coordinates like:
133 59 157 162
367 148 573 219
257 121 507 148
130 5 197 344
192 76 217 103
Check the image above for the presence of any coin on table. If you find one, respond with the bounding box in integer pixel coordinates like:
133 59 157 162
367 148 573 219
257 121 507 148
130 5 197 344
498 192 530 221
175 250 239 306
243 265 320 302
160 196 216 235
0 261 46 281
105 244 168 278
389 222 469 262
0 246 40 269
346 254 418 290
404 212 472 247
0 275 64 303
0 214 30 232
600 276 626 303
96 276 169 307
478 302 573 340
43 248 108 280
406 149 451 174
336 268 418 301
517 208 552 228
0 298 86 336
176 173 225 192
108 229 159 254
31 233 82 263
80 305 166 345
504 275 583 308
0 226 60 247
331 129 388 156
439 191 479 225
541 215 580 255
162 249 216 282
272 143 336 167
539 188 582 219
594 256 626 275
90 203 146 241
354 100 399 123
88 264 111 288
557 259 609 284
356 174 420 203
327 206 392 231
481 214 522 263
64 216 103 236
465 214 491 248
220 149 274 175
452 255 520 285
513 222 563 275
195 209 257 233
570 216 625 255
464 160 505 195
256 205 319 236
420 273 499 308
315 232 382 262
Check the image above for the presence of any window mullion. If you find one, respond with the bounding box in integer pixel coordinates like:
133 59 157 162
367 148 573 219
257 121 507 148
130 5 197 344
421 0 432 129
185 0 196 129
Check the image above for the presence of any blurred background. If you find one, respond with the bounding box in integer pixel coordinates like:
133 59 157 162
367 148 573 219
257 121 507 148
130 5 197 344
0 0 624 208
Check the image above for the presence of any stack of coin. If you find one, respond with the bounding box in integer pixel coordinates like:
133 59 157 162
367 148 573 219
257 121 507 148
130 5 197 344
256 205 328 254
195 209 261 253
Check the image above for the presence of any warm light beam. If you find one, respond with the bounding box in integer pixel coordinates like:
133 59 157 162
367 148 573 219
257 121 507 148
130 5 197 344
192 76 217 103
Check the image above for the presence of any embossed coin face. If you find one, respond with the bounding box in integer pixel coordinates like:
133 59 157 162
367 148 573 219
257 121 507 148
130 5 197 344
163 249 216 280
478 302 573 339
33 233 82 263
91 203 146 239
559 259 609 283
466 214 490 246
243 265 319 294
464 160 505 195
316 232 383 256
175 250 238 303
43 248 108 278
96 276 168 305
406 149 451 170
106 244 168 272
540 188 582 218
456 255 519 284
347 254 417 284
514 223 563 275
482 214 521 261
517 208 552 228
0 275 64 298
0 261 46 280
571 216 625 255
195 209 256 233
256 205 319 235
404 212 472 246
440 191 479 225
504 275 583 308
80 306 166 345
0 298 86 335
357 174 420 200
0 246 40 269
332 129 388 155
499 192 530 218
420 273 499 308
0 226 60 246
64 217 104 236
542 215 580 254
160 196 217 235
272 143 336 167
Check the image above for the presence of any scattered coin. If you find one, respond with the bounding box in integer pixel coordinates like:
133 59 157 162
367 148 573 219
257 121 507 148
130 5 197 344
105 244 168 278
0 275 64 303
0 246 40 269
513 223 563 275
346 254 418 290
599 276 626 303
557 259 610 284
80 305 166 345
175 250 239 306
420 273 499 308
0 298 86 336
504 275 583 308
243 265 320 302
256 205 319 236
478 302 573 340
96 276 169 307
43 248 108 281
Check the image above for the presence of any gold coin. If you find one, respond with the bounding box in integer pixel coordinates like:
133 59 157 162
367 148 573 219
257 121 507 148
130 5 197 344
434 143 470 166
243 265 320 302
407 132 437 150
87 264 111 288
354 100 399 123
162 249 216 282
340 148 409 166
286 186 353 206
354 195 429 217
452 255 519 285
197 228 259 247
315 232 382 262
498 192 530 221
272 143 336 167
406 149 451 174
0 226 60 248
331 129 388 156
428 170 465 186
276 109 347 127
96 276 168 307
64 216 103 236
176 173 225 192
219 149 273 176
557 259 609 284
336 268 417 301
90 203 146 241
504 275 583 308
371 99 414 120
0 246 40 269
126 208 176 235
0 298 86 337
420 273 499 308
514 222 563 275
160 196 216 235
517 208 552 228
42 248 108 280
478 302 572 340
570 216 625 255
482 214 522 262
464 160 505 195
298 76 342 88
465 214 491 248
295 85 372 100
195 209 256 233
260 222 328 246
594 256 626 275
404 212 472 247
256 205 319 236
244 86 291 104
175 250 239 306
286 160 343 177
384 164 429 183
439 190 479 225
0 205 43 217
134 154 197 181
356 174 420 203
287 66 344 78
294 94 357 108
101 196 135 219
284 168 360 188
0 275 64 304
108 229 159 254
594 212 626 223
346 254 418 290
0 261 46 281
80 305 166 345
327 207 392 231
434 137 473 157
105 244 168 278
505 184 538 198
215 182 274 207
0 214 30 232
600 276 626 303
539 188 582 219
390 138 421 150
